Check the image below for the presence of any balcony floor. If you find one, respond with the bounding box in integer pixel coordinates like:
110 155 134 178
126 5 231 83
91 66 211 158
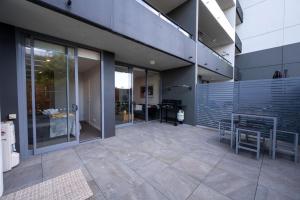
3 122 300 200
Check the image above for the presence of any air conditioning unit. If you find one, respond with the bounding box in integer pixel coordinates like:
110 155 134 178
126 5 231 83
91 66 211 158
1 121 20 172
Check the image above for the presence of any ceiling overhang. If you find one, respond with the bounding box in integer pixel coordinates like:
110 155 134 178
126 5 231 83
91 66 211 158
0 0 191 71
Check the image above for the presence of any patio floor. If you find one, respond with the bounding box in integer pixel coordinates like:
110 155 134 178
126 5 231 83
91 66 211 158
3 122 300 200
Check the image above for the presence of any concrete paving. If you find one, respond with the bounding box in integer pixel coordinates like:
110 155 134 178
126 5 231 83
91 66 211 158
3 122 300 200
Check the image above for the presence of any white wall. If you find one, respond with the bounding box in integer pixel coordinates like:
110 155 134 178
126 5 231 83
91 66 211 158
78 65 101 130
237 0 300 54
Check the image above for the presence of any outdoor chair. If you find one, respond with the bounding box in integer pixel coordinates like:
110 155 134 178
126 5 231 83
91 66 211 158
270 130 299 162
219 119 239 147
235 128 261 160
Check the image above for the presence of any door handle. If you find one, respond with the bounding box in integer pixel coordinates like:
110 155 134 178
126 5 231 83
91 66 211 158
72 104 78 112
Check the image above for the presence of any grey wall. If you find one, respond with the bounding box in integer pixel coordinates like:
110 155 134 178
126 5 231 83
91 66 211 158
102 51 115 138
168 0 197 40
235 42 300 80
161 65 196 125
0 23 20 151
37 0 195 63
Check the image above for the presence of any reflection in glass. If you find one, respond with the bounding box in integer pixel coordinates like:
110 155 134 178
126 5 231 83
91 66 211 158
147 71 161 120
27 40 76 148
133 68 146 122
115 66 132 125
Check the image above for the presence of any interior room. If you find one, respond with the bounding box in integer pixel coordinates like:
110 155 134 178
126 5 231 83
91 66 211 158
133 68 146 123
78 48 101 141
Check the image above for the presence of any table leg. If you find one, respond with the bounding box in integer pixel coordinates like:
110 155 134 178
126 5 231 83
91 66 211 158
230 114 234 149
272 119 277 160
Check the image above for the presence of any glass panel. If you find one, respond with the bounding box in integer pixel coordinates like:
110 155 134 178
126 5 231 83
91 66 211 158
147 71 161 120
25 38 33 150
33 40 74 148
67 48 77 142
115 66 132 125
78 48 101 141
133 68 146 122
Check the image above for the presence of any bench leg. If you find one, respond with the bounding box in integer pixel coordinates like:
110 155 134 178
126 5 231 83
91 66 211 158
294 134 299 163
257 133 261 160
269 129 273 157
235 129 239 154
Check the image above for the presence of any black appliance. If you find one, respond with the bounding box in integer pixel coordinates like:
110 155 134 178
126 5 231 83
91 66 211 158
159 99 184 126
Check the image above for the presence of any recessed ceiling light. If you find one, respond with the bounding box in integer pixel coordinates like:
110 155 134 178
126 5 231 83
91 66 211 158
150 60 155 65
39 71 43 74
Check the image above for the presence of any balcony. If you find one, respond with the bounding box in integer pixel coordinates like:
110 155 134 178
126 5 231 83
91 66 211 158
197 41 233 79
199 0 235 43
30 0 196 63
235 32 242 53
236 0 244 24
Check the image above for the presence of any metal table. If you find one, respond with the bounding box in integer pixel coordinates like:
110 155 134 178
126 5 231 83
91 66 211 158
231 113 278 159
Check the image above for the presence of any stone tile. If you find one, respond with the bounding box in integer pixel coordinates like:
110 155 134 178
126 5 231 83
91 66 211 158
18 155 41 169
42 148 78 162
76 144 112 164
216 158 260 181
204 167 257 200
261 157 300 182
148 167 200 200
172 155 214 181
223 151 262 169
258 167 300 200
255 184 297 200
87 180 104 197
3 163 43 195
188 184 232 200
188 149 223 166
121 182 168 200
85 157 144 200
42 153 83 180
135 157 168 179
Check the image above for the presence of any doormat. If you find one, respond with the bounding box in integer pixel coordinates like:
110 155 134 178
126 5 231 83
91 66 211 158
1 169 93 200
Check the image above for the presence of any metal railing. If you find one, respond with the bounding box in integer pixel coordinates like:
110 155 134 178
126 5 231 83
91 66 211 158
199 40 233 66
136 0 192 38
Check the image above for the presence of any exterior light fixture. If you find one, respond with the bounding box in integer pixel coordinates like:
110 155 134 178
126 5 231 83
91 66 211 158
150 60 155 65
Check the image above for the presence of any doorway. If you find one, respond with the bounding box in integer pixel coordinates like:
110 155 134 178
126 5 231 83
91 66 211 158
78 48 101 142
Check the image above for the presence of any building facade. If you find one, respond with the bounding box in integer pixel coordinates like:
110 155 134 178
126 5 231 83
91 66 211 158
0 0 241 157
235 0 300 80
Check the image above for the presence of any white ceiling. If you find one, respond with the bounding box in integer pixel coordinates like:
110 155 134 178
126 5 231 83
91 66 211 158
216 0 235 10
0 0 190 71
144 0 188 13
198 0 234 48
198 67 230 82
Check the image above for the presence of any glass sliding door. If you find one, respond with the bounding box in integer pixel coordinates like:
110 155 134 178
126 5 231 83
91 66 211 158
132 68 146 123
147 71 161 121
26 39 78 151
115 66 132 125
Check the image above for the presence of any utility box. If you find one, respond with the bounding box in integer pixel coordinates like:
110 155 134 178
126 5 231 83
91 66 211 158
1 121 20 172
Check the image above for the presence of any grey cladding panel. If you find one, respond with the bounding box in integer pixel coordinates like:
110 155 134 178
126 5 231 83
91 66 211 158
162 66 196 125
283 42 300 64
236 46 282 69
39 0 113 28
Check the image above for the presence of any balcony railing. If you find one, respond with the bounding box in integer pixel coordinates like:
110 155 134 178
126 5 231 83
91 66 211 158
200 40 232 66
136 0 192 38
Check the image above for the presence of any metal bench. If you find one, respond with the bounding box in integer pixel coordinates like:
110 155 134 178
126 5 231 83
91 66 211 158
219 119 239 147
235 128 261 160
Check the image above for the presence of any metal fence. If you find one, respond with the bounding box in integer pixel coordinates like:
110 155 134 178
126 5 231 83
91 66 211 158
196 77 300 135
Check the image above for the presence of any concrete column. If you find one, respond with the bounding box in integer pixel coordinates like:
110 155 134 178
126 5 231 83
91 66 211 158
101 51 115 138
